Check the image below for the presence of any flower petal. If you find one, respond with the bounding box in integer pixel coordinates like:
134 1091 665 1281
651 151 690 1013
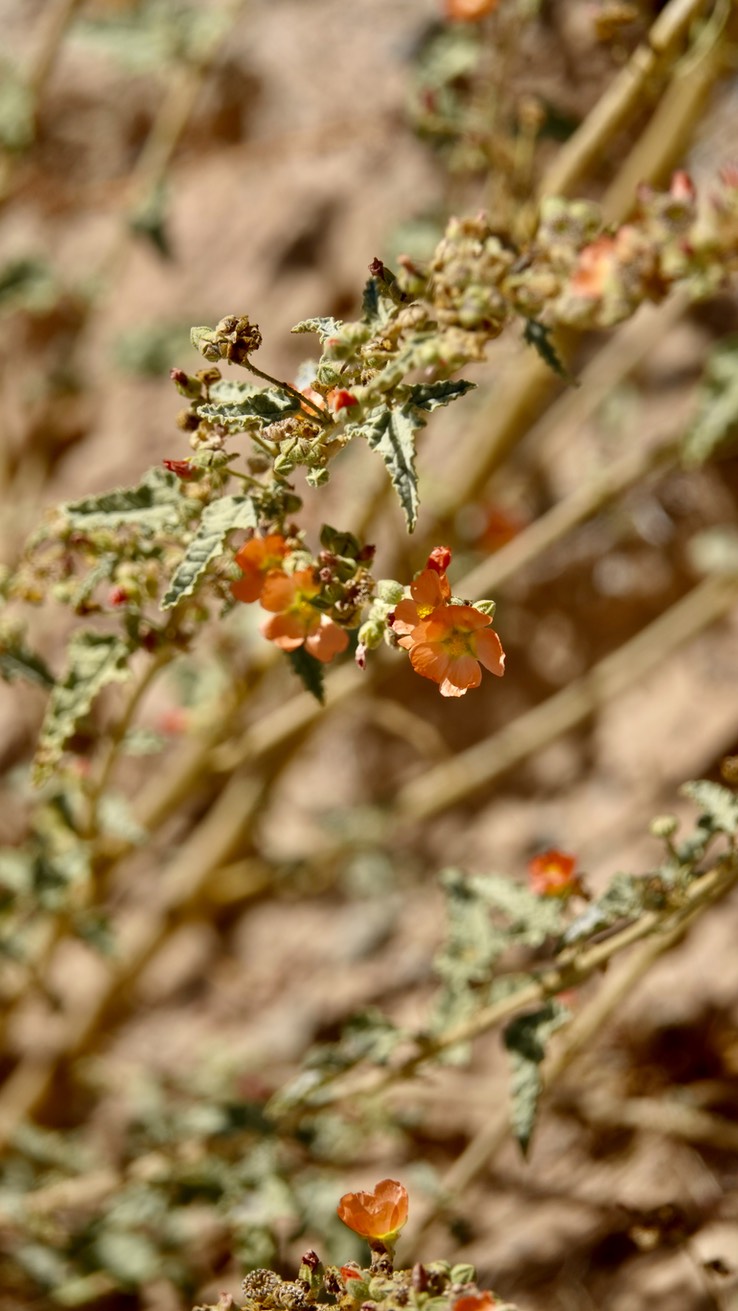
409 642 450 685
440 655 481 696
261 612 306 650
410 568 450 613
306 617 349 663
474 628 506 676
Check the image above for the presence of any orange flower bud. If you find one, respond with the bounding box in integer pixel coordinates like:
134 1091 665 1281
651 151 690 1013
337 1179 409 1243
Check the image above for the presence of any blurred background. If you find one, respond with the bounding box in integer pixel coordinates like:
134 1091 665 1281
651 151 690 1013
2 1 738 1308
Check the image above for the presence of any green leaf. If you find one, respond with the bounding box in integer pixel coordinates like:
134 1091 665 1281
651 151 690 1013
680 779 738 836
523 318 571 382
291 317 343 344
161 494 257 609
60 467 183 532
403 378 476 411
197 379 301 428
0 635 54 689
0 59 34 151
0 257 56 311
504 1000 569 1155
33 633 132 784
682 339 738 468
285 647 325 703
562 873 645 945
349 405 419 530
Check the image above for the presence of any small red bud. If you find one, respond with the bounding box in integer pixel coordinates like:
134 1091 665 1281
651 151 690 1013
427 545 452 574
109 586 128 607
331 390 359 413
369 257 385 277
170 368 189 386
162 458 195 480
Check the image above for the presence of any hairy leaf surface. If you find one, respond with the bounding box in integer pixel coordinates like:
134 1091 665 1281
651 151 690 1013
161 495 257 609
60 467 183 532
197 379 301 427
33 633 132 783
504 1001 569 1155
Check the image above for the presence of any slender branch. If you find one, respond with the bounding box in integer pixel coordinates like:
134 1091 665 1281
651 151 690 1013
241 358 331 426
402 863 738 1252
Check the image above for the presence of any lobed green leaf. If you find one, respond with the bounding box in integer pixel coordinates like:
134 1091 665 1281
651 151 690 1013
680 779 738 836
504 1000 569 1155
60 467 183 532
161 494 257 609
33 633 132 784
285 647 325 704
348 405 420 530
291 316 343 343
682 339 738 468
197 379 301 428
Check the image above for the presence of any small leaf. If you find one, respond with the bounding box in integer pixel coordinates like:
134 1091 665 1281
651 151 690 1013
681 779 738 836
60 467 183 532
197 379 301 428
504 1001 569 1155
285 647 325 703
161 494 257 609
562 873 645 945
33 633 131 784
403 378 476 411
523 318 572 382
349 405 419 530
0 635 54 689
291 316 343 343
682 339 738 468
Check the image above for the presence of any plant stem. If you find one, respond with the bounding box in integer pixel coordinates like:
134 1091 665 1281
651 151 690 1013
241 358 331 426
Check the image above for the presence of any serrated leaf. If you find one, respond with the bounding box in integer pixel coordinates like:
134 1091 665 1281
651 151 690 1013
60 467 183 532
197 379 301 428
350 405 419 530
523 318 571 382
682 339 738 468
681 779 738 835
504 1001 569 1155
161 494 257 609
0 636 54 689
33 634 132 784
291 316 343 344
403 378 476 411
562 873 645 945
285 647 325 703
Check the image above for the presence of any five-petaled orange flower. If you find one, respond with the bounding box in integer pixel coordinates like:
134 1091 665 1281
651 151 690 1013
337 1179 409 1243
231 534 290 604
391 566 452 638
260 569 349 663
399 604 505 698
528 849 580 899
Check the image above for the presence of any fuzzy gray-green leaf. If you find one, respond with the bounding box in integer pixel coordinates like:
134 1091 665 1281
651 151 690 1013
682 339 738 468
33 633 132 784
403 378 475 412
681 779 738 835
60 467 183 532
160 494 257 609
197 379 301 428
291 316 343 344
352 405 419 530
504 1001 569 1155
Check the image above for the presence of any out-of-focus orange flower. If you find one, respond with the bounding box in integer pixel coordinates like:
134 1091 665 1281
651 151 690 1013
231 534 290 604
528 849 580 898
260 569 348 663
445 0 499 20
398 604 505 697
391 566 451 638
337 1179 409 1243
453 1294 497 1311
478 504 527 553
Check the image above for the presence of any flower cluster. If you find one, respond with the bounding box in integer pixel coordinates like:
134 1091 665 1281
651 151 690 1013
231 533 357 664
390 548 505 697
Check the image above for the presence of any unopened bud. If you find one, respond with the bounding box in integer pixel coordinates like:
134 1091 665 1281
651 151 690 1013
650 815 679 840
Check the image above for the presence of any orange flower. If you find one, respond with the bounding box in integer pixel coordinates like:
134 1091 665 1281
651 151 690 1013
260 569 349 663
399 604 505 697
454 1295 497 1311
445 0 499 19
337 1179 409 1244
528 850 580 898
231 534 290 604
391 566 451 638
